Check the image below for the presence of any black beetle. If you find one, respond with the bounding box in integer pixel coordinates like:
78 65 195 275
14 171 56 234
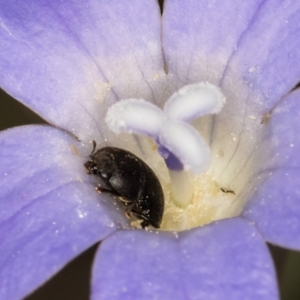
84 141 164 229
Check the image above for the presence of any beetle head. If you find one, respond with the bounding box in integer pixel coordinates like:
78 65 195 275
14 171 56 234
84 160 97 175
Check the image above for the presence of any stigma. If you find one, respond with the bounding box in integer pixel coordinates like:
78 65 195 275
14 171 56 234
105 82 225 210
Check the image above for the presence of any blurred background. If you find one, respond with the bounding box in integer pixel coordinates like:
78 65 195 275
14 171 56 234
1 87 300 300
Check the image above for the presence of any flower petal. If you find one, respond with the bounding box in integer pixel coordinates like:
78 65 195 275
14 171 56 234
163 0 300 194
162 0 265 85
162 0 265 186
163 0 300 103
0 0 164 141
222 1 300 109
0 125 127 299
243 89 300 250
91 218 278 300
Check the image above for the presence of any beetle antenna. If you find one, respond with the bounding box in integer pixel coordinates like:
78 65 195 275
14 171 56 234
91 140 97 156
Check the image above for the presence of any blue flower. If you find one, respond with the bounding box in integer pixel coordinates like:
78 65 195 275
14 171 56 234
1 0 300 299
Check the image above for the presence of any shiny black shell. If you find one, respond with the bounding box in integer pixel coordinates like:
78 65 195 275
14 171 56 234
84 144 164 229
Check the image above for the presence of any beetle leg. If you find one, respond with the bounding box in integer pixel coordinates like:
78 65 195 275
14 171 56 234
119 197 132 204
95 185 120 197
123 201 136 219
140 219 150 229
96 186 112 193
125 202 135 213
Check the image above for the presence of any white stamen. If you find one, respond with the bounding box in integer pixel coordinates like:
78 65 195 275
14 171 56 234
158 120 210 173
164 82 226 122
105 99 165 137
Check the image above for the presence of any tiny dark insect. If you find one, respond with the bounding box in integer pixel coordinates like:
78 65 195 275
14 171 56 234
84 141 164 229
220 187 236 195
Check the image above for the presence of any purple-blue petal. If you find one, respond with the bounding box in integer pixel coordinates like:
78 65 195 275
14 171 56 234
162 0 300 184
0 0 163 142
163 0 300 107
221 0 300 110
243 89 300 250
0 125 128 299
91 218 278 300
163 0 264 85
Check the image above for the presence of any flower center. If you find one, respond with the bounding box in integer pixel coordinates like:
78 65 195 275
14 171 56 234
105 82 249 231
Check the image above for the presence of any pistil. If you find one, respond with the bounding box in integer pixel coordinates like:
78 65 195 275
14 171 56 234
169 170 192 208
105 82 226 207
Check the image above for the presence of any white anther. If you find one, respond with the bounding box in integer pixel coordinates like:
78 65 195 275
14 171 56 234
164 82 226 122
158 120 210 173
105 99 165 137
